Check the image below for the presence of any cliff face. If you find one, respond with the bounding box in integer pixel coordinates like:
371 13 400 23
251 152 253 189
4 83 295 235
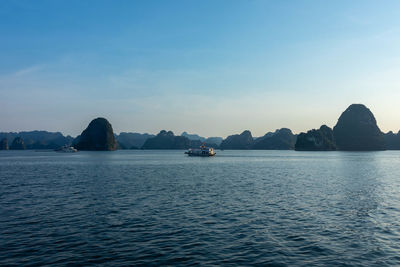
141 130 191 149
333 104 385 151
220 130 253 150
0 138 9 150
10 137 26 150
295 125 336 151
253 128 296 150
75 118 117 151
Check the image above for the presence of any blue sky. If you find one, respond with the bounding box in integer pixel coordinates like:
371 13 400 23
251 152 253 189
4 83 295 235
1 0 400 137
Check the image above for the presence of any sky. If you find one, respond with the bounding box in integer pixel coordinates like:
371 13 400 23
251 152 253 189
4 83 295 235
1 0 400 138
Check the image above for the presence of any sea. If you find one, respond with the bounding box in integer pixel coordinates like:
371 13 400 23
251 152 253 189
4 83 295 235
1 150 400 266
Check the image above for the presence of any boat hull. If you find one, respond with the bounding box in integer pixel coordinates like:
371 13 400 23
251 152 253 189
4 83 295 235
185 151 216 157
186 153 215 157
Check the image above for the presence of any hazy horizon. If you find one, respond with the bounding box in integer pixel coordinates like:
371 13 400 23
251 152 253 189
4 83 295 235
1 1 400 137
0 102 398 139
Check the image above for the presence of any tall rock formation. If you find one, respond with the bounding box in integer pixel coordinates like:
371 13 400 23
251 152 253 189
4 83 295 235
0 138 9 150
75 118 117 151
220 130 253 150
333 104 385 151
295 125 336 151
10 137 26 150
141 130 191 149
253 128 296 150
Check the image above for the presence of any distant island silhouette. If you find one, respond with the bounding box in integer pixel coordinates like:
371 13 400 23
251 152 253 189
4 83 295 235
295 104 386 151
1 104 399 151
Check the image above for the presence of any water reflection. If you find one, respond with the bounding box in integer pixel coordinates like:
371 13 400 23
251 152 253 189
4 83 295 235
1 150 400 265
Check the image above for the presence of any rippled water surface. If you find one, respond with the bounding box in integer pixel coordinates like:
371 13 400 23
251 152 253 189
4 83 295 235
1 150 400 266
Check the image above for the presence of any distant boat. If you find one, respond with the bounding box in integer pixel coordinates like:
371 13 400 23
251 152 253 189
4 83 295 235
55 145 78 153
185 144 216 157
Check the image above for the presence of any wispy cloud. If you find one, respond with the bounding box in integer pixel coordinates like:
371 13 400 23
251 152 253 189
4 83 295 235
13 64 44 77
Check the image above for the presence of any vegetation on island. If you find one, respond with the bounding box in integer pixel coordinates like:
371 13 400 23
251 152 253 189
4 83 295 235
0 138 9 150
10 137 26 150
333 104 385 151
253 128 297 150
295 125 336 151
75 118 117 151
220 130 254 150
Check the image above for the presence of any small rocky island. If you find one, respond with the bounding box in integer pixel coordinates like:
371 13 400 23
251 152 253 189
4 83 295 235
220 130 254 150
0 138 9 150
218 128 296 150
333 104 385 151
75 118 117 151
253 128 296 150
142 130 191 149
295 125 336 151
384 131 400 150
295 104 386 151
10 137 26 150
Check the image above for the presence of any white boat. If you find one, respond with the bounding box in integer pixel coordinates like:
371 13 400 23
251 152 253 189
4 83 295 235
185 144 216 157
55 145 78 153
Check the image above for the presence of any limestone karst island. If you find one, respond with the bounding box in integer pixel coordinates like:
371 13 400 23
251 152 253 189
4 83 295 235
1 104 399 152
3 2 400 266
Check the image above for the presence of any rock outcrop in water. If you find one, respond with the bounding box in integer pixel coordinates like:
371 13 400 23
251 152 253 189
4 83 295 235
181 132 206 142
384 131 400 150
141 130 191 149
253 128 296 150
10 137 26 150
220 130 253 150
333 104 385 151
181 132 223 146
295 125 336 151
0 138 9 150
116 132 154 149
0 131 73 150
75 118 117 151
205 137 223 146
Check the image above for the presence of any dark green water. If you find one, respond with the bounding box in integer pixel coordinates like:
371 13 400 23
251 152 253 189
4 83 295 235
1 150 400 266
